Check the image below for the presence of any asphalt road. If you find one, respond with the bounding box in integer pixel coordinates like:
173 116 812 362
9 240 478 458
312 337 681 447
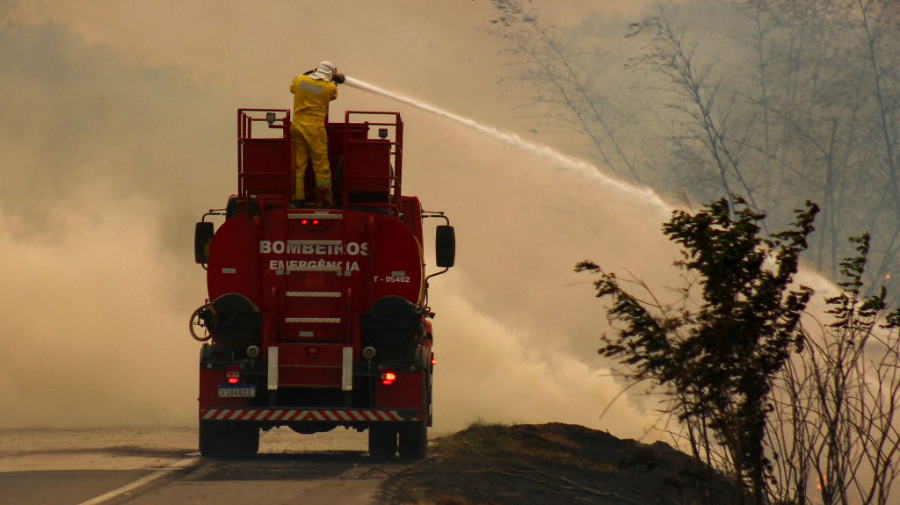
0 427 407 505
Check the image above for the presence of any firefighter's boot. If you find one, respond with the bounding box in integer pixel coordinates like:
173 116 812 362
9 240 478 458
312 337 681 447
315 181 333 207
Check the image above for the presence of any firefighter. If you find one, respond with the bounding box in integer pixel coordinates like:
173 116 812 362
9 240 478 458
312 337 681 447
289 61 345 207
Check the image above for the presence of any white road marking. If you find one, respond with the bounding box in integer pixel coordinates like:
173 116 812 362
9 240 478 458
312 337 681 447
74 457 200 505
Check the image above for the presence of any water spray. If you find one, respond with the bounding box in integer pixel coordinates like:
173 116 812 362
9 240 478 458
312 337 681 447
343 76 668 212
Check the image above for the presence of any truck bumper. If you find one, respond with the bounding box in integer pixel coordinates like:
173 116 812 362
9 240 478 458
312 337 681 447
199 407 421 423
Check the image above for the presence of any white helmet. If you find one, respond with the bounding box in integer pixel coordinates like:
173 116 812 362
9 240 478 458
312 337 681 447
309 61 335 81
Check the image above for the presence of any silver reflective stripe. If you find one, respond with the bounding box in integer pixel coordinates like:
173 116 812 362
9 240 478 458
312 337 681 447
298 79 323 95
286 317 341 323
287 265 342 273
286 291 341 298
288 213 342 220
268 347 278 391
342 347 353 392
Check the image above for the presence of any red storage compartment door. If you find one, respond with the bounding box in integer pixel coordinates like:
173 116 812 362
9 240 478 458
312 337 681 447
207 214 262 304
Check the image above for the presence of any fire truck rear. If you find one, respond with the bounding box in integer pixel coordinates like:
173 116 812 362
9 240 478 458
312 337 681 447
191 109 455 459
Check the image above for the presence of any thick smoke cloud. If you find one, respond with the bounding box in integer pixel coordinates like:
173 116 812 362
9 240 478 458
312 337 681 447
0 188 197 427
0 1 684 440
0 18 225 427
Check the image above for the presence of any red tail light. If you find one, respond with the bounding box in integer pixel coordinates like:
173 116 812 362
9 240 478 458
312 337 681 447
226 365 241 384
381 369 397 386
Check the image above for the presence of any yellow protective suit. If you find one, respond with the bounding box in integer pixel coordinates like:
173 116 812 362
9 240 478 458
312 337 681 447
290 73 338 205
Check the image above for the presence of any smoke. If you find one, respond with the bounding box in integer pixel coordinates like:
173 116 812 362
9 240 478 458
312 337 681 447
0 186 197 427
0 18 225 428
0 0 691 440
394 104 684 436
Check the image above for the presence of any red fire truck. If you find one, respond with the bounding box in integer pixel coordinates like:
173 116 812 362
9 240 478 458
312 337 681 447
191 108 455 459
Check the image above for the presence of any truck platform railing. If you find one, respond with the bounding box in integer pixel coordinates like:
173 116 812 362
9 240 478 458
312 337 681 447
338 111 403 217
235 108 404 217
237 108 292 203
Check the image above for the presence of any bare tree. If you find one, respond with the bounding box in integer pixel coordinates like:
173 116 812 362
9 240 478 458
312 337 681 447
769 234 900 505
489 0 641 182
850 0 900 293
488 0 900 293
627 4 769 219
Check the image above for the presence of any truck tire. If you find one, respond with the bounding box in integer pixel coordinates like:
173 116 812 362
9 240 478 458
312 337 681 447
199 420 229 458
368 424 398 460
398 421 428 459
199 420 259 459
233 423 260 459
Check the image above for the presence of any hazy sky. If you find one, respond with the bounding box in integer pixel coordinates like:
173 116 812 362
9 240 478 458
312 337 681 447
0 0 694 437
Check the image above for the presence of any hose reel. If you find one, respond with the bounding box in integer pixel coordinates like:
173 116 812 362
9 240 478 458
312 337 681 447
190 293 262 348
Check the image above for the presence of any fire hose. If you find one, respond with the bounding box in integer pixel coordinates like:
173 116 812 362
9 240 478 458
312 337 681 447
189 303 216 342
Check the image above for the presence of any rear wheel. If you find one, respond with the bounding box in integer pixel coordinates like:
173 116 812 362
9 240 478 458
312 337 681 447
398 421 428 459
199 420 229 458
368 424 398 459
233 423 259 458
199 420 259 459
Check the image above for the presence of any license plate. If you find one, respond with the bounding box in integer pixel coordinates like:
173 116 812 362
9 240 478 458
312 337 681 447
218 385 256 398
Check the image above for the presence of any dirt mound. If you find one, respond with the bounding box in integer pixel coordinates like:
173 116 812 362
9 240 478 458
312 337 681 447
380 422 735 505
